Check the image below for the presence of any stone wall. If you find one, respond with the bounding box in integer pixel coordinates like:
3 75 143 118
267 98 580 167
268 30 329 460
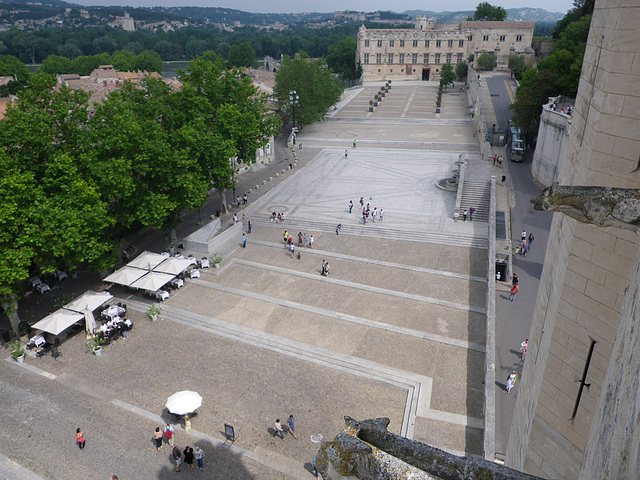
531 103 571 186
506 1 640 478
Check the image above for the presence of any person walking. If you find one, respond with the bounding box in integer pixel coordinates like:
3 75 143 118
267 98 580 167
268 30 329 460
512 273 519 286
521 229 527 241
194 446 204 469
506 371 517 394
372 208 377 223
501 174 506 185
362 209 367 225
273 419 284 439
349 200 353 213
283 230 289 245
527 233 535 250
344 149 348 159
520 339 529 360
183 446 195 469
247 220 252 234
75 428 85 450
233 214 238 224
153 427 163 450
321 260 326 276
336 224 341 235
353 139 357 148
164 423 174 446
236 196 241 208
243 194 248 205
309 235 314 249
359 197 364 208
469 207 475 221
172 445 182 471
508 284 520 302
462 210 468 221
287 415 298 439
289 243 295 258
520 239 527 256
303 233 308 248
379 208 384 222
324 262 330 276
242 234 247 248
298 232 303 246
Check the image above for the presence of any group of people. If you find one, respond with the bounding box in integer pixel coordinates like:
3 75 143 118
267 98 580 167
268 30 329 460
235 194 248 208
271 212 286 222
492 154 503 166
272 415 297 440
519 230 535 256
154 424 204 470
461 207 475 221
321 259 330 276
358 198 383 225
284 231 314 250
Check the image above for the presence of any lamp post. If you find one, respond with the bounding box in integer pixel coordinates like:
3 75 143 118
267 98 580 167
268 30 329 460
289 90 299 128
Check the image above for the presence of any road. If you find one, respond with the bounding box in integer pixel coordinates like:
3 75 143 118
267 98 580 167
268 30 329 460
486 74 554 458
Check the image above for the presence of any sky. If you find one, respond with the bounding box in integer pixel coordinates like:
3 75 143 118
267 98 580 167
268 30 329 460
74 0 576 15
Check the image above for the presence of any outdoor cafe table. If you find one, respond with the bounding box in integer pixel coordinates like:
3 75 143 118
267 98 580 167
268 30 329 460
102 305 125 320
155 289 170 301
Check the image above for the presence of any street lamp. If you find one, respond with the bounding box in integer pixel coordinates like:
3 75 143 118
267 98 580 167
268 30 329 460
289 90 299 128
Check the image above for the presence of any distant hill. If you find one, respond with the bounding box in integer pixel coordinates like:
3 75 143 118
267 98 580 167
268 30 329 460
403 8 565 23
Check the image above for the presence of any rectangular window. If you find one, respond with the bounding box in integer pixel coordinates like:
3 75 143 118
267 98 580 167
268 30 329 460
499 35 506 42
413 40 418 47
468 35 473 41
388 53 393 64
389 40 394 47
412 53 418 64
377 40 383 47
399 53 405 64
483 35 489 41
436 40 441 47
447 40 453 47
516 35 522 42
435 53 440 64
459 40 464 47
425 40 430 47
376 53 382 64
363 54 369 64
446 53 452 63
399 40 405 47
364 40 370 47
424 53 429 64
457 53 463 63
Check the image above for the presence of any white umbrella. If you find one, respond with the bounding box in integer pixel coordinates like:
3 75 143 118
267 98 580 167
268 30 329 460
153 257 193 275
127 251 167 270
64 291 113 313
83 307 97 334
103 267 147 286
129 272 175 292
32 310 84 335
166 391 202 415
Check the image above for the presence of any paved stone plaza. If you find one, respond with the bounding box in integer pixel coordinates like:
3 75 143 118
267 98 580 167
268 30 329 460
1 81 490 479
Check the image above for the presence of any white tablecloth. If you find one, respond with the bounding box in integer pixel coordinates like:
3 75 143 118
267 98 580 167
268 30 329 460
102 305 125 320
170 278 184 288
190 269 200 278
155 290 170 301
200 259 210 268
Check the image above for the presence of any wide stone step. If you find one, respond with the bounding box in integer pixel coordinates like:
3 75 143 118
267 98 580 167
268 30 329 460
252 218 487 249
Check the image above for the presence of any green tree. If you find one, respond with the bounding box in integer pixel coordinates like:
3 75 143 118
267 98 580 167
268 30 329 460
508 54 527 80
455 61 468 81
227 41 256 68
131 50 163 73
0 55 31 95
476 53 497 71
39 54 74 74
326 37 361 81
439 63 456 87
473 2 507 21
274 54 342 127
509 69 559 137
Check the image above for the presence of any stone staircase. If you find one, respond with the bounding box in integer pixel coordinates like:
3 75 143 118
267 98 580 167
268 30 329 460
459 181 491 223
251 218 488 249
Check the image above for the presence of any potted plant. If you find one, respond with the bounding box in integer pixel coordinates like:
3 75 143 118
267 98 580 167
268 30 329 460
212 254 222 268
10 340 25 363
88 335 108 356
373 95 379 107
146 304 162 321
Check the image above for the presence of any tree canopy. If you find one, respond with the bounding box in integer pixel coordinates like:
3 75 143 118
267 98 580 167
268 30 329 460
473 2 507 21
326 37 362 81
439 63 456 87
0 52 280 332
274 54 342 127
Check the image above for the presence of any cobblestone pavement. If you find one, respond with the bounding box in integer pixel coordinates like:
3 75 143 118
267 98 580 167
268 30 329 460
1 80 489 479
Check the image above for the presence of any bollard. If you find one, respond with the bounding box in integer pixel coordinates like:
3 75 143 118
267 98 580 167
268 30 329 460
275 173 279 177
248 189 252 194
255 185 259 190
268 177 272 181
263 180 267 185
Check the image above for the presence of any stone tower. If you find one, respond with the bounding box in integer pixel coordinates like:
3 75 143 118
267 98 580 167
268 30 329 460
506 0 640 479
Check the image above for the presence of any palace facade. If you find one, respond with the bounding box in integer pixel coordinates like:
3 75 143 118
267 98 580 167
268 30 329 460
356 16 534 82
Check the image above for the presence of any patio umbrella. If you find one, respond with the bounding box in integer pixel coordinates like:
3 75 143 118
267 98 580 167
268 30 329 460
129 272 175 292
127 251 167 270
83 307 97 334
32 310 84 335
64 291 113 313
166 391 202 416
153 257 193 275
103 267 146 286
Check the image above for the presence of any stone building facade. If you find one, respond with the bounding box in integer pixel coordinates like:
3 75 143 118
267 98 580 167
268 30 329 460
531 98 572 186
356 16 534 82
506 1 640 479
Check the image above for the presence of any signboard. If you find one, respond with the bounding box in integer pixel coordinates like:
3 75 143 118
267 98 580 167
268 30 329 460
224 423 235 442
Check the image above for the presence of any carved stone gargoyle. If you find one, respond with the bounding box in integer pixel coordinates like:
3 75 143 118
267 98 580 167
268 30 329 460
531 184 640 232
